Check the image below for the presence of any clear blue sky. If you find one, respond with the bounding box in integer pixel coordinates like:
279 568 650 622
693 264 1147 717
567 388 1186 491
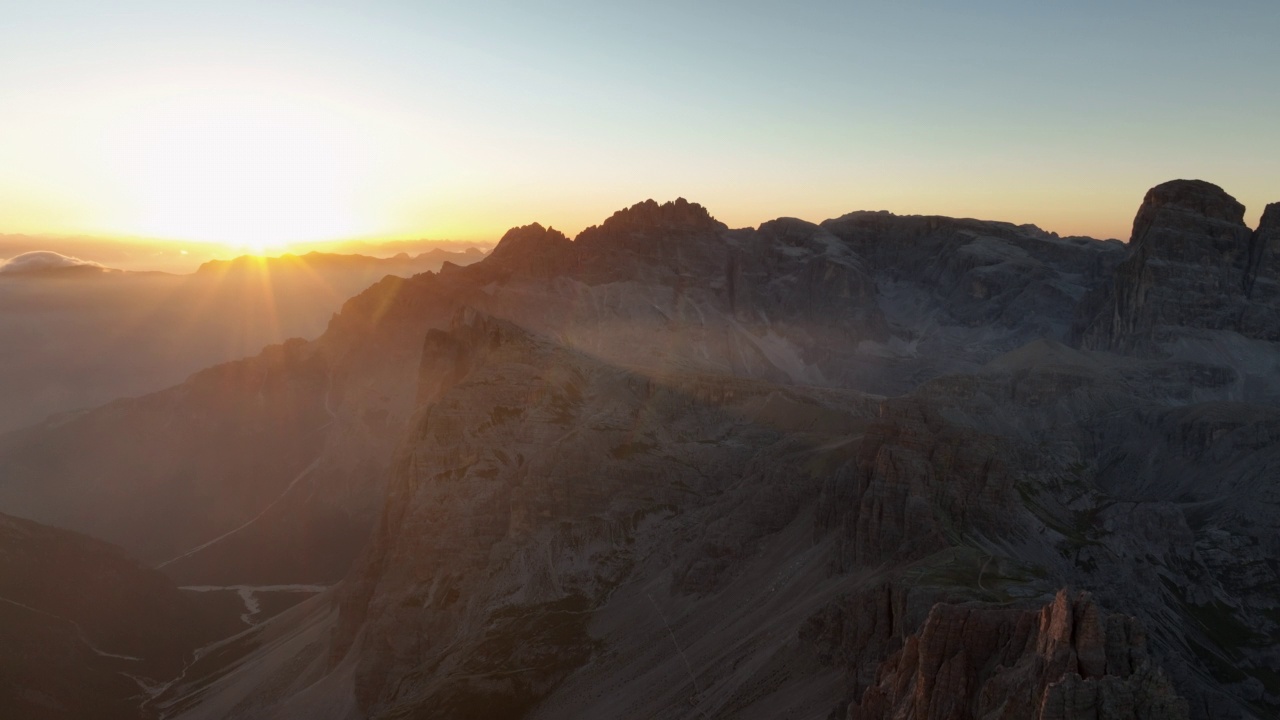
1 0 1276 247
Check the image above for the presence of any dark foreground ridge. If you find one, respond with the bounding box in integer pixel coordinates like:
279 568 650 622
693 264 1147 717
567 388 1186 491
0 512 240 720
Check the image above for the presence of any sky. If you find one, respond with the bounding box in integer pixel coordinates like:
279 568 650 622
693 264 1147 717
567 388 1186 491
1 0 1277 256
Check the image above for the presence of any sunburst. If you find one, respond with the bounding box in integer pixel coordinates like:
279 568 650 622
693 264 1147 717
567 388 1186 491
113 94 371 252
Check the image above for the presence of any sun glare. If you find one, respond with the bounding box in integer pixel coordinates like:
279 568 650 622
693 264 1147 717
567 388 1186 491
111 94 373 251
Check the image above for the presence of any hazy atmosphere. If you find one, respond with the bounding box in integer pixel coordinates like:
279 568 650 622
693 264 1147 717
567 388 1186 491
3 0 1277 254
1 3 1278 720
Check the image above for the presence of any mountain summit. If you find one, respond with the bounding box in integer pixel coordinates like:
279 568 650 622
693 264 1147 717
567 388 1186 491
1077 178 1280 354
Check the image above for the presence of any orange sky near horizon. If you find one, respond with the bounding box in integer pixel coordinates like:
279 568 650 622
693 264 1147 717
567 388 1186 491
1 2 1276 260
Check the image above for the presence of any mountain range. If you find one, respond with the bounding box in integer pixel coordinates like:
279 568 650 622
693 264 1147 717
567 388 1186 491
0 248 485 433
0 180 1277 719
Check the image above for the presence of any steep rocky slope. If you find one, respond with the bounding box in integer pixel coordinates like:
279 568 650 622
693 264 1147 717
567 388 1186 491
848 590 1187 720
158 308 1263 719
4 182 1278 719
3 197 1068 583
1076 180 1280 401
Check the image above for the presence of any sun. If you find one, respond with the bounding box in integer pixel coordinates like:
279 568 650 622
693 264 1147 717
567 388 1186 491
237 238 291 257
112 95 373 251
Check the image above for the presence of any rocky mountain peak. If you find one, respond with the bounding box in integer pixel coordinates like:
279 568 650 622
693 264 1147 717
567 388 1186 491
488 223 572 261
585 197 725 236
1240 202 1280 336
1075 179 1279 352
416 307 527 407
1248 202 1280 284
474 201 726 284
849 589 1189 720
475 223 574 280
1135 179 1246 228
1256 202 1280 235
568 197 729 282
1128 179 1252 266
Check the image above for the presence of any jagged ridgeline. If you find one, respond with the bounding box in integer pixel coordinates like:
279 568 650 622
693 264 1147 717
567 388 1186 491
0 181 1277 720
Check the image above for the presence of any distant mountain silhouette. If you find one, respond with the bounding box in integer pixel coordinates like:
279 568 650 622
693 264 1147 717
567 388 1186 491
0 248 485 433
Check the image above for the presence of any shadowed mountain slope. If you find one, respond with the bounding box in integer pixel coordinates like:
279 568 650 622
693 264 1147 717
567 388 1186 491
0 512 241 719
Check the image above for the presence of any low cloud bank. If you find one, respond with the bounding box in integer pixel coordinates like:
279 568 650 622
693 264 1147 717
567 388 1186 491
0 251 105 274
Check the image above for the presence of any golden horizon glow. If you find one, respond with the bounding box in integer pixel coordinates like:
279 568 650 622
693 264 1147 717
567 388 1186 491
1 3 1276 257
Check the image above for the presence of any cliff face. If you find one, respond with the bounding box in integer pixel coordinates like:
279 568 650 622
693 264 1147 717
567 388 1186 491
1243 202 1280 337
812 396 1026 572
850 590 1187 720
1077 180 1280 355
336 314 753 715
184 303 1278 720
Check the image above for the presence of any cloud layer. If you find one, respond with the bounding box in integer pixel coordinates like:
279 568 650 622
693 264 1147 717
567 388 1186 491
0 251 105 274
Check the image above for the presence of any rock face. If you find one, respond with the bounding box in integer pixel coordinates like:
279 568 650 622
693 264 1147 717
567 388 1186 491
6 182 1280 720
1077 180 1280 354
329 309 884 718
575 197 727 267
1243 202 1280 337
478 223 573 279
814 397 1025 572
849 590 1187 720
